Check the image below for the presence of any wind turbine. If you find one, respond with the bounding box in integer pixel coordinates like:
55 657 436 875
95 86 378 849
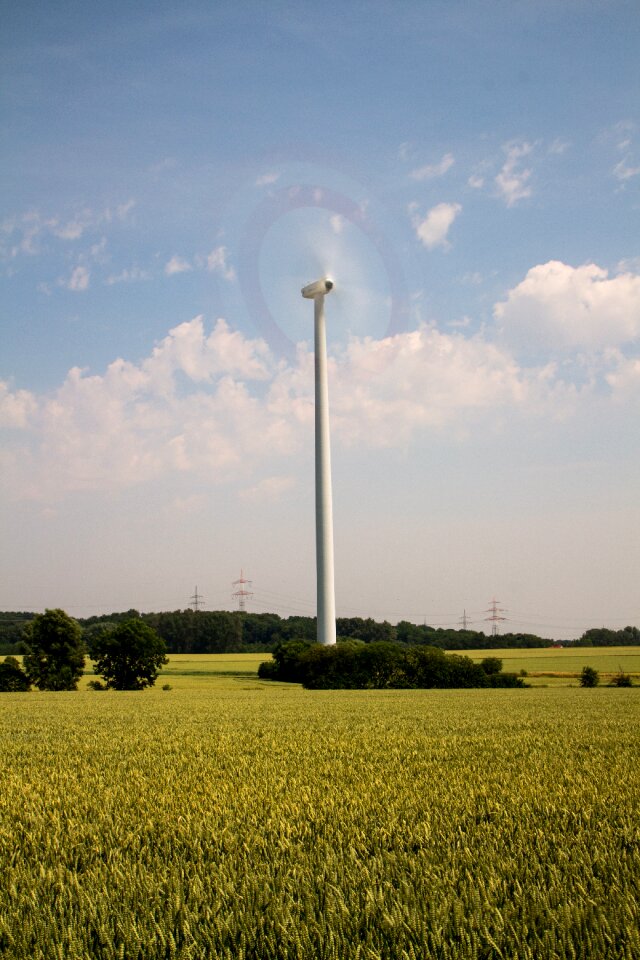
301 277 336 646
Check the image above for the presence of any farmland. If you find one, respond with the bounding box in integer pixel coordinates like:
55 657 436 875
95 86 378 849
1 656 639 958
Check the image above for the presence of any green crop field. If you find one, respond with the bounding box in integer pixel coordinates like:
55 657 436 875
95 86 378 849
1 659 639 959
459 646 640 686
114 647 640 689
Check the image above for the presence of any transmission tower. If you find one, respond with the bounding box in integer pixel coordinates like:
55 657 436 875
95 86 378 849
459 608 471 630
190 586 204 611
232 570 253 612
484 597 507 636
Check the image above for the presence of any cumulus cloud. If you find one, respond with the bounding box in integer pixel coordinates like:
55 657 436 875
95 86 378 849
205 246 236 281
495 141 534 206
411 202 462 250
2 301 637 503
605 356 640 400
495 260 640 351
328 329 529 445
1 318 278 500
164 255 192 276
66 265 90 291
410 153 455 181
0 381 37 428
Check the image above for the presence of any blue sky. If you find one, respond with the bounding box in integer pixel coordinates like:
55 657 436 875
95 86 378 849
1 0 639 638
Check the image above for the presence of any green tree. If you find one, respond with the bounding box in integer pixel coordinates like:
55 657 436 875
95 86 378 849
0 656 31 692
23 609 85 691
480 657 503 675
90 619 168 690
579 666 599 688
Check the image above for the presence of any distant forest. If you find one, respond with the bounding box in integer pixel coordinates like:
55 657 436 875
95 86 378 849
0 610 638 656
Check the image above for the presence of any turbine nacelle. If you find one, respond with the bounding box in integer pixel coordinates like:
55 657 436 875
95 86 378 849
301 277 334 299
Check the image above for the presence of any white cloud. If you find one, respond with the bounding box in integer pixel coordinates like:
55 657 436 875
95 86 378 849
105 266 151 285
613 157 640 182
67 265 90 291
495 141 533 206
0 381 37 428
205 246 236 281
328 328 530 446
411 202 462 250
0 318 278 500
115 199 136 221
605 355 640 400
53 220 87 241
255 172 280 187
3 302 637 503
1 204 135 262
164 255 192 276
468 174 484 189
598 121 640 184
617 256 640 274
410 153 455 181
495 260 640 351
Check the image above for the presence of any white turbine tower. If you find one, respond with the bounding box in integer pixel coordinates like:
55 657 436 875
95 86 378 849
302 277 336 646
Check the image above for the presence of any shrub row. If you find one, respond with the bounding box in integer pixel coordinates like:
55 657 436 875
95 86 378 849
259 640 527 689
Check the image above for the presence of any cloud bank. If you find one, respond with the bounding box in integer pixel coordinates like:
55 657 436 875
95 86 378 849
1 260 637 504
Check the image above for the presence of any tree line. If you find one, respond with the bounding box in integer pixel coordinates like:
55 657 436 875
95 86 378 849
0 609 167 692
1 609 638 657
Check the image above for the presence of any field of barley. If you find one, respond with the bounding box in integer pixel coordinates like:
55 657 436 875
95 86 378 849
1 656 639 959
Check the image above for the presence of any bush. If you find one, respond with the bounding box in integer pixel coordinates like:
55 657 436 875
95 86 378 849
87 679 106 691
0 656 30 692
261 642 527 690
579 666 599 688
610 670 632 687
257 659 279 680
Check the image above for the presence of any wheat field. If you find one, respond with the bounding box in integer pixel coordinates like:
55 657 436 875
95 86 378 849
1 668 639 958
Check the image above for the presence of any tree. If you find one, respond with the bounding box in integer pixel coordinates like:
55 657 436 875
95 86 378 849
579 666 599 688
480 657 503 675
90 619 168 690
23 609 85 691
0 656 30 692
